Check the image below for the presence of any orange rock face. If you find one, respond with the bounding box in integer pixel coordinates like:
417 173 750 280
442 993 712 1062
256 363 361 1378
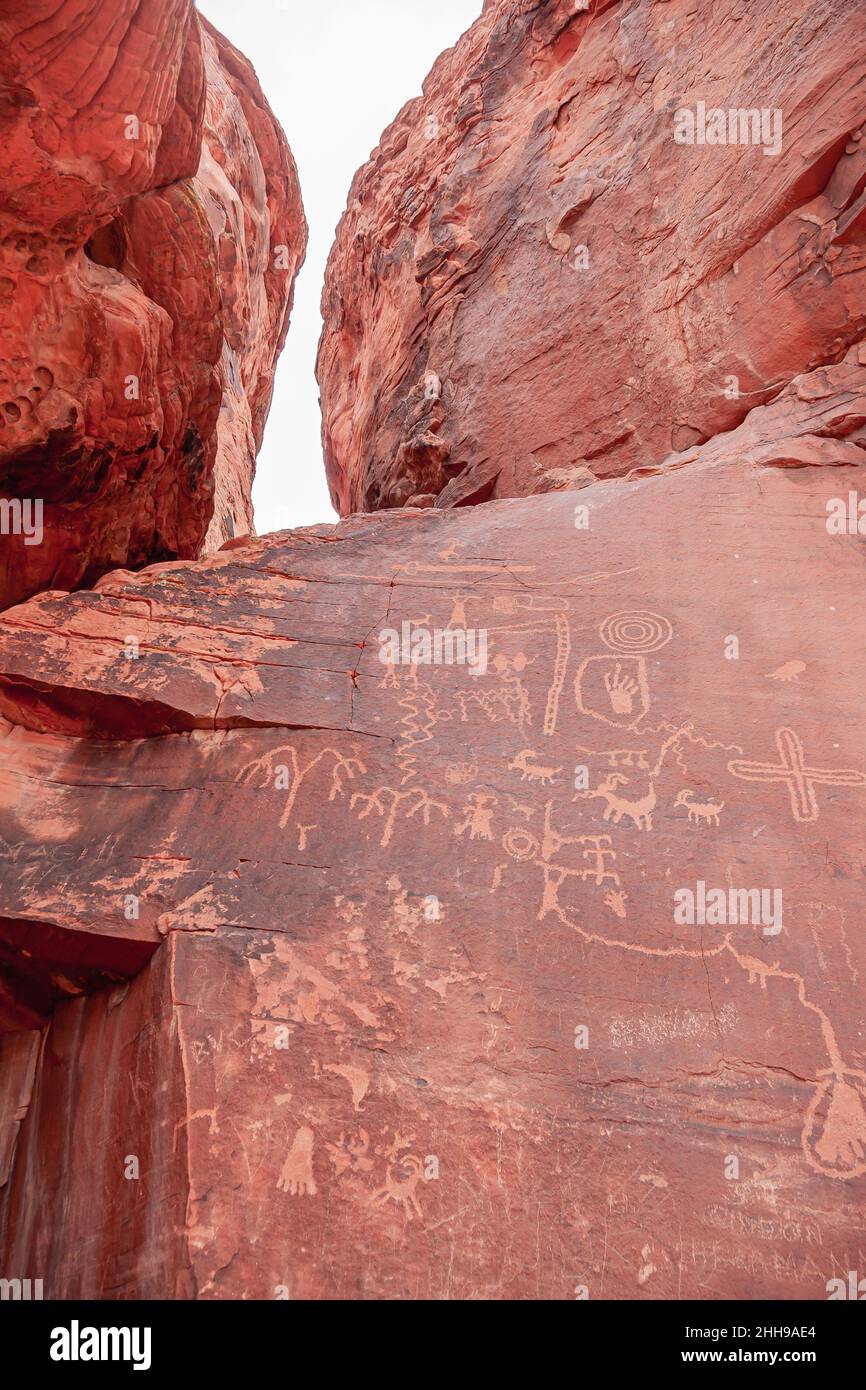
2 352 866 1297
0 0 306 611
2 0 866 1306
318 0 866 513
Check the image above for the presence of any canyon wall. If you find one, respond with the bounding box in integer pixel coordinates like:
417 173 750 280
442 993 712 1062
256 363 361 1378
0 0 307 611
2 352 866 1294
2 0 866 1300
318 0 866 512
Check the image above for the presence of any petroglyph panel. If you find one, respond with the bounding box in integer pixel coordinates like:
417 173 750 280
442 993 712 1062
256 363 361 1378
2 462 866 1298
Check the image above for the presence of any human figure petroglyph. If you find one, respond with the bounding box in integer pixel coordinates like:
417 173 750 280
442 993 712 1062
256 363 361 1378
675 789 725 826
729 727 866 824
379 653 401 689
448 593 469 627
277 1126 318 1196
483 592 571 735
497 802 620 917
211 612 866 1189
456 792 496 841
392 595 573 780
539 852 620 918
508 748 561 784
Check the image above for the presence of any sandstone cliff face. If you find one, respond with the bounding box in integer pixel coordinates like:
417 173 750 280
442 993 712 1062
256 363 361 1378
2 0 866 1304
0 0 306 611
318 0 866 513
2 352 866 1297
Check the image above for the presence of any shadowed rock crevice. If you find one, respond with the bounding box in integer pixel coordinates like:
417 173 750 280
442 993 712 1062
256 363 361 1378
0 0 307 612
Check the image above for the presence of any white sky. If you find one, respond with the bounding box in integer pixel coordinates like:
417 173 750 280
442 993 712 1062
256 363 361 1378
198 0 482 534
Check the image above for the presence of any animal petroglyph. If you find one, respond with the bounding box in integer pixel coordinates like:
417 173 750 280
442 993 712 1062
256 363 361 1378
766 661 806 682
508 749 561 784
585 774 656 831
372 1153 426 1221
675 789 725 826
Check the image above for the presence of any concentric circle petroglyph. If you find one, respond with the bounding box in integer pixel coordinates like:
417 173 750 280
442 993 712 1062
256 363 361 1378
503 827 539 861
599 611 673 654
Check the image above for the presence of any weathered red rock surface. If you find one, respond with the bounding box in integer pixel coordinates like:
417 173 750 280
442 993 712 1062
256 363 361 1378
317 0 866 514
3 0 866 1306
2 350 866 1297
0 0 306 611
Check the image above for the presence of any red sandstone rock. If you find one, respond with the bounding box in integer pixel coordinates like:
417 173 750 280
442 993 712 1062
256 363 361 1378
2 353 866 1297
317 0 866 514
0 0 306 611
3 0 866 1308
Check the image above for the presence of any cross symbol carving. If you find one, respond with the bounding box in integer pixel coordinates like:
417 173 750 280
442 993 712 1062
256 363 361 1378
728 727 866 823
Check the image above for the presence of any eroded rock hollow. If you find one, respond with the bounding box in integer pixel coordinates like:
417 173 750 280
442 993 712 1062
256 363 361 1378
0 0 307 611
2 0 866 1301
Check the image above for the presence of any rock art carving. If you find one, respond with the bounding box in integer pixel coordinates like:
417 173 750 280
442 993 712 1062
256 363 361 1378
728 728 866 824
277 1127 318 1197
2 0 866 1306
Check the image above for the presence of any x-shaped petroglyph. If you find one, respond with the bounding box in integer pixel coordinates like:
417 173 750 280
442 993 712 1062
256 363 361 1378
728 727 866 823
